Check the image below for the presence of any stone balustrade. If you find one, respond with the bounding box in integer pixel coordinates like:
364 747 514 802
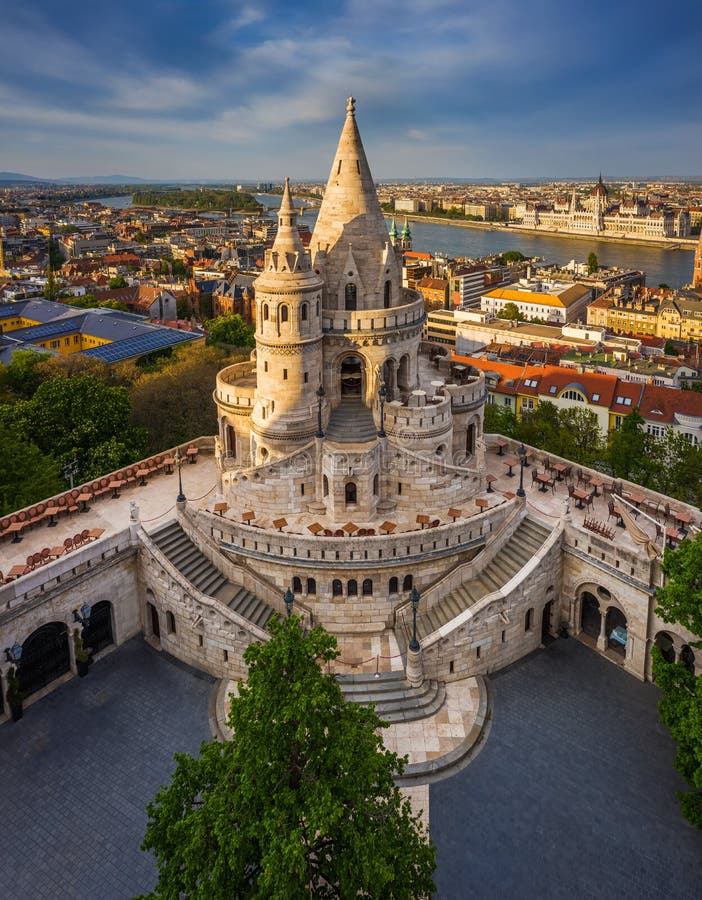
322 293 425 335
214 362 257 412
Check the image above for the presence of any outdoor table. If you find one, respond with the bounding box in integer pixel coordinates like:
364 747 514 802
273 517 288 531
551 462 568 481
46 505 59 527
186 446 199 464
6 522 24 543
214 502 229 517
77 492 92 513
624 491 645 507
486 473 498 493
342 522 358 535
48 546 65 559
163 456 175 474
109 479 125 498
475 498 489 510
136 467 150 486
495 439 508 456
380 521 397 534
448 507 462 522
665 526 683 548
87 529 105 541
8 564 28 578
416 514 430 529
307 522 323 535
536 473 554 493
572 488 589 509
522 449 533 468
242 511 256 524
588 476 603 497
503 456 517 477
674 510 692 527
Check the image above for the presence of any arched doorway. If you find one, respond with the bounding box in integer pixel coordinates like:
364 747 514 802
345 482 357 505
147 601 160 640
466 422 476 455
341 356 363 397
681 645 696 674
654 631 675 664
82 600 114 654
580 591 600 638
398 354 410 393
17 622 70 697
541 600 554 643
605 607 627 656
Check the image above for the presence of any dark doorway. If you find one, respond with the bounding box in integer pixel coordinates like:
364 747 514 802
466 423 475 455
580 592 600 639
541 600 554 644
341 356 362 397
18 623 70 697
681 645 695 674
654 632 675 664
345 283 357 311
345 482 357 505
82 601 114 654
148 602 160 639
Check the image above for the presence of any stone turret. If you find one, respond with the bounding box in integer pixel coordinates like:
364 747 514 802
311 97 402 312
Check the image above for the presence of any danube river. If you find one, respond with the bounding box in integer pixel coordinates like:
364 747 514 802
96 194 695 289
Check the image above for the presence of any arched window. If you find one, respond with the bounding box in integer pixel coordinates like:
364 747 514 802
280 304 289 323
292 576 302 594
373 474 379 495
316 299 320 316
362 578 373 596
263 303 269 321
384 280 391 308
403 574 413 591
389 576 399 594
307 577 316 595
345 482 357 505
332 579 343 597
345 283 357 311
301 302 308 321
166 611 176 634
323 475 329 497
348 579 358 596
525 608 534 632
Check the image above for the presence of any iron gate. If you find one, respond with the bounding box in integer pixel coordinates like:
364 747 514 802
82 601 114 654
18 623 70 697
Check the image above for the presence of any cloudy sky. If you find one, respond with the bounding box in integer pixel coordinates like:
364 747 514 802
2 0 701 180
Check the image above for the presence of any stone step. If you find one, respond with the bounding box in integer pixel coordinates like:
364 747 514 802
337 672 446 723
325 401 378 443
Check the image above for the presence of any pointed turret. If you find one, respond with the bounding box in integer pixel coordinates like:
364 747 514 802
311 97 401 310
400 217 412 249
389 217 398 245
272 177 306 260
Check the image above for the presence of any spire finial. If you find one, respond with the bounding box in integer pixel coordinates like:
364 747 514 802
346 96 356 115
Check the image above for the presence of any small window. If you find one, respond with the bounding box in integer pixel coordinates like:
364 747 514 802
263 304 269 321
384 280 391 308
307 578 316 595
345 283 357 311
348 579 358 596
389 576 399 594
323 475 329 497
283 368 288 380
304 372 309 383
264 361 268 372
403 574 413 591
362 578 373 596
549 385 557 394
280 305 289 323
301 303 308 321
525 608 534 632
166 611 176 634
332 579 343 596
373 474 379 495
293 576 302 593
592 393 600 402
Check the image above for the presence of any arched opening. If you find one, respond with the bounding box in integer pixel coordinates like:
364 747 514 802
384 280 391 308
389 576 399 594
345 283 357 311
293 576 303 594
341 356 363 398
323 475 329 497
373 474 379 495
332 579 343 597
403 574 413 592
166 611 176 634
348 579 358 597
263 303 269 321
307 577 317 595
17 622 70 697
466 423 476 455
362 578 373 596
541 600 554 643
681 645 696 674
147 601 160 640
580 591 600 639
82 600 114 653
605 607 627 656
654 631 675 664
280 304 289 323
525 608 534 632
345 482 357 505
301 302 308 322
398 354 410 392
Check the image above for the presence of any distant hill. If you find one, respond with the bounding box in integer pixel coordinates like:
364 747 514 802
0 171 51 184
54 175 150 185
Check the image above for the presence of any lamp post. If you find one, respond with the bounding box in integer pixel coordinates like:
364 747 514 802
409 586 420 652
73 601 92 628
4 641 22 665
316 385 325 438
516 442 526 498
378 383 387 437
284 587 294 618
174 448 186 503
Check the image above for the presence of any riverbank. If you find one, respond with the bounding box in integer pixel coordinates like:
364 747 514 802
401 214 698 251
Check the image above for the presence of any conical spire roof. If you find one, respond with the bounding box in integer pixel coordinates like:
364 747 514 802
272 177 305 257
311 97 399 309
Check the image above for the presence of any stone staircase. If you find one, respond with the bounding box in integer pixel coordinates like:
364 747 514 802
325 400 378 443
336 670 446 724
149 521 276 630
398 517 552 645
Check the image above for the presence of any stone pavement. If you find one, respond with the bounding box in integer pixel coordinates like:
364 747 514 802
431 638 702 900
0 638 213 900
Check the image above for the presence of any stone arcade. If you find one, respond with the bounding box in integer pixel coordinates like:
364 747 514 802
1 100 700 727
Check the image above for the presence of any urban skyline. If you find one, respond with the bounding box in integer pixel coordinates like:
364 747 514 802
2 0 701 180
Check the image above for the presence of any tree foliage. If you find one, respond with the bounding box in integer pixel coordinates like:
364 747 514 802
133 189 262 213
140 617 435 898
655 532 702 645
497 301 525 322
206 314 255 349
501 250 526 263
587 251 598 274
0 422 64 515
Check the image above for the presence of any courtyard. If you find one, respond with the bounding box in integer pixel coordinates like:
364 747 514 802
1 637 700 898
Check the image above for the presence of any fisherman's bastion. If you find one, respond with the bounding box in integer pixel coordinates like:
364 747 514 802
1 100 700 769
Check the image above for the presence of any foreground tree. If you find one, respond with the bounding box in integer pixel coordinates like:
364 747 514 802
653 532 702 828
206 313 255 349
140 617 435 898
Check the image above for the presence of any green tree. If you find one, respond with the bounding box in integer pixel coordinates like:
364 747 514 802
0 349 51 399
206 314 255 348
556 407 604 464
664 340 677 355
44 262 60 300
497 302 525 322
607 408 649 481
587 251 598 274
108 275 128 289
140 617 435 898
0 422 63 515
517 401 560 449
483 403 518 438
502 250 526 263
655 531 702 643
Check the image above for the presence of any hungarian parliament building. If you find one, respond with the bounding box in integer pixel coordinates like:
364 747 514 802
518 177 691 239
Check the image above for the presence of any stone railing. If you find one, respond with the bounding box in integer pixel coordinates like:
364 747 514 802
214 361 257 411
322 294 425 335
385 393 452 437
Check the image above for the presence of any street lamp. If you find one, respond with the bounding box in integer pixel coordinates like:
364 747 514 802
174 448 186 503
316 385 325 438
73 601 92 628
516 442 527 498
284 587 294 618
378 383 387 437
409 586 420 652
4 641 22 665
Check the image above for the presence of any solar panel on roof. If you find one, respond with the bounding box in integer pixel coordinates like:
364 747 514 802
82 329 197 363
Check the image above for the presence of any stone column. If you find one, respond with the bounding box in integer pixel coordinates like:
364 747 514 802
309 437 327 514
406 646 424 687
597 610 608 652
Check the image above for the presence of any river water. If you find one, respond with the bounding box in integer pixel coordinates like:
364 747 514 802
96 194 696 288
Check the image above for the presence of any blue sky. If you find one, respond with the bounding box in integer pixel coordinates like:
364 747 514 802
1 0 701 180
